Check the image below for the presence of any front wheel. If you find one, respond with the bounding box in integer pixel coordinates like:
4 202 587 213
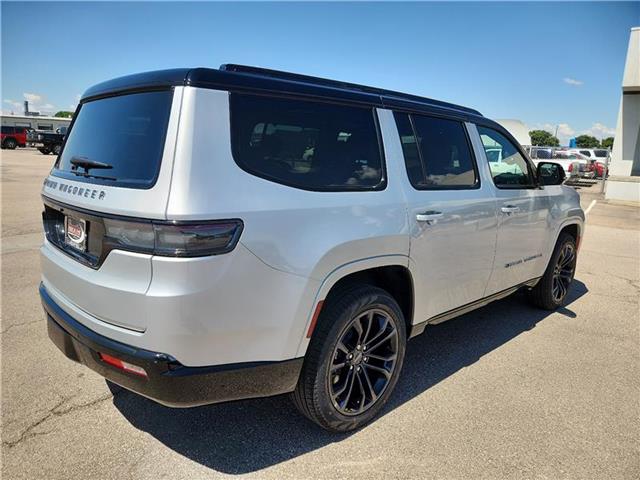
3 138 17 150
293 285 406 432
528 232 577 310
52 144 62 156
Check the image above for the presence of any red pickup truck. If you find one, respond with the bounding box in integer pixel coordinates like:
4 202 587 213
1 126 32 149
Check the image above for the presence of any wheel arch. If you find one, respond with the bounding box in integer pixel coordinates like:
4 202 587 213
541 216 584 271
295 255 413 357
555 215 584 249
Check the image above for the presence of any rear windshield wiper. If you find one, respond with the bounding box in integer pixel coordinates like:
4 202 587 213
70 156 113 172
70 171 117 181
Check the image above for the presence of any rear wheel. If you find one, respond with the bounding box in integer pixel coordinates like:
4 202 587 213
52 144 62 156
293 285 406 432
3 138 17 150
38 147 51 155
528 232 577 310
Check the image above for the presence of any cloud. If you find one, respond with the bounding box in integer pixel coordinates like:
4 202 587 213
534 122 615 145
536 123 576 145
23 92 42 102
585 122 615 139
563 77 584 86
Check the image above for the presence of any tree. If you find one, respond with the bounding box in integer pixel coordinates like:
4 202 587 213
575 135 600 148
601 137 614 149
54 111 73 118
529 130 560 147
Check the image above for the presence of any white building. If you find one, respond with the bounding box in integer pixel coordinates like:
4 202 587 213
1 114 71 132
495 119 531 147
606 27 640 203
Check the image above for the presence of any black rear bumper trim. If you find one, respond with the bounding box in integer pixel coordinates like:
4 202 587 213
40 283 303 407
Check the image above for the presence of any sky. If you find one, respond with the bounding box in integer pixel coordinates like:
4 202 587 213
2 1 638 144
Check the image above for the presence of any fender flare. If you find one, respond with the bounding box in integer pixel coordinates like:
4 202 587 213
545 213 584 265
294 254 410 357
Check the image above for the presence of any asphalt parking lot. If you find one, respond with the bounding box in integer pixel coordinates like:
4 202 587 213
2 148 639 479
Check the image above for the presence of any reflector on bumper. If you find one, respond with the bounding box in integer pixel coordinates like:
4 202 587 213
99 352 147 377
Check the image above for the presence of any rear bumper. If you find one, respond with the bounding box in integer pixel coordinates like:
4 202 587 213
40 283 303 407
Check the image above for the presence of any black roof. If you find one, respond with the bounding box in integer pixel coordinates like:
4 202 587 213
81 64 483 119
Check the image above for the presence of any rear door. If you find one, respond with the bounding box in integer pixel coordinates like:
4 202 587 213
476 125 551 294
394 112 498 321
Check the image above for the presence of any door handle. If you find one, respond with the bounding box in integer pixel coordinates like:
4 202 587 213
416 211 444 223
501 205 521 214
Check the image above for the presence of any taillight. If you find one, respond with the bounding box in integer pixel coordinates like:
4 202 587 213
103 218 243 257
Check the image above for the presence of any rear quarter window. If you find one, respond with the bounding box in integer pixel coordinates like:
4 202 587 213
230 93 385 191
53 90 173 189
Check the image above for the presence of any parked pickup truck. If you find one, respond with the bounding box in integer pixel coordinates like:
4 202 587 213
30 126 68 155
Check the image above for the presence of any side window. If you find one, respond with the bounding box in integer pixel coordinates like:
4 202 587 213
394 112 478 189
230 93 384 191
478 126 535 188
2 126 15 134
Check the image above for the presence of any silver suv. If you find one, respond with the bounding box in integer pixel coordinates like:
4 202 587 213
40 65 584 432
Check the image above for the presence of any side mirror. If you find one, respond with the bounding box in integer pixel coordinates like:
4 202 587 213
537 162 566 186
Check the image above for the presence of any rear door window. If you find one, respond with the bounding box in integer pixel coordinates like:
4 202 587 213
394 112 478 189
53 90 173 189
230 93 385 191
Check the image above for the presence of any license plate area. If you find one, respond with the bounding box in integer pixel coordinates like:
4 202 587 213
65 216 87 252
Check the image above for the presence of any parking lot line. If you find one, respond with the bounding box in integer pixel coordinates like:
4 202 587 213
584 199 597 215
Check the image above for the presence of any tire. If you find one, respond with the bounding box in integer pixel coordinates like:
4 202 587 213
527 233 577 310
52 144 62 156
38 147 50 155
293 284 406 432
4 138 17 150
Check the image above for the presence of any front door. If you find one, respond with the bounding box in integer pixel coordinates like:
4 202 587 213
476 125 551 294
392 112 498 321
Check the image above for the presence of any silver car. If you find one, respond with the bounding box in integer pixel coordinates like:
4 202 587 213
40 65 584 432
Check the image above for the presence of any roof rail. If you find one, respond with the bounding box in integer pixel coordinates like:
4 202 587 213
219 64 482 116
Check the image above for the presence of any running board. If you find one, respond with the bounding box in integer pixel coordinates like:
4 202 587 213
408 277 541 338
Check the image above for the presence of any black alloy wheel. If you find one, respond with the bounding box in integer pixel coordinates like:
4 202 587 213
328 308 399 416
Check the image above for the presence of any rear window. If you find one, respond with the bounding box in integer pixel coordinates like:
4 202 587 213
230 93 384 191
594 149 609 158
53 90 173 189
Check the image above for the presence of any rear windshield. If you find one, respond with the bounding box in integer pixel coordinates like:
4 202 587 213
53 90 173 189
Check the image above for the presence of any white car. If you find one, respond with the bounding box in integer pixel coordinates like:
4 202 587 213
40 65 584 431
567 148 610 161
531 150 590 177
